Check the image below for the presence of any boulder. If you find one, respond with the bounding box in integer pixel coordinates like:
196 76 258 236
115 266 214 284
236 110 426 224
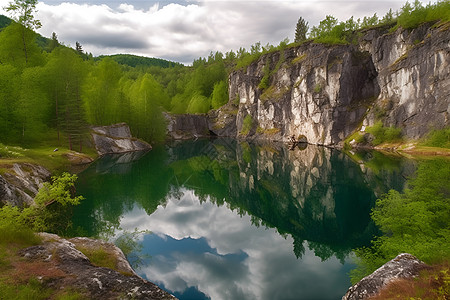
19 233 176 300
91 123 151 156
342 253 430 300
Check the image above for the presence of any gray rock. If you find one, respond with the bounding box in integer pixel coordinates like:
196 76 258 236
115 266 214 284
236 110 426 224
91 123 152 156
342 253 430 300
201 22 449 146
0 163 51 207
165 113 211 139
19 233 176 300
361 22 450 139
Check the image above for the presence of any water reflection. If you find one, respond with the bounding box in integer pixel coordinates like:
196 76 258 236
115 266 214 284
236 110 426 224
120 192 355 300
69 139 414 299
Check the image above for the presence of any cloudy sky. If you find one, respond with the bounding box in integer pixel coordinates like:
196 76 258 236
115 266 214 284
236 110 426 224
0 0 424 64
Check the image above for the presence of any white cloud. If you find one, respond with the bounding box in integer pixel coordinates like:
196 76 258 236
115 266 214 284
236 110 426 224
119 189 353 300
0 0 430 64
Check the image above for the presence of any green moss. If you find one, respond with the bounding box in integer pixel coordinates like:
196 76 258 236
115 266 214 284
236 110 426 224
256 127 280 135
314 83 322 93
240 115 254 136
366 121 403 145
260 85 290 102
292 53 307 65
76 246 117 271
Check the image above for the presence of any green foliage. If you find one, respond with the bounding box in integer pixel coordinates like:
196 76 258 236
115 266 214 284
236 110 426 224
0 172 83 234
351 159 450 283
35 172 84 207
258 57 271 90
4 0 41 30
211 80 228 109
186 93 210 114
422 128 450 148
240 114 253 135
0 278 52 300
365 121 403 145
114 229 149 270
295 17 309 43
397 0 450 29
99 54 182 68
0 205 42 246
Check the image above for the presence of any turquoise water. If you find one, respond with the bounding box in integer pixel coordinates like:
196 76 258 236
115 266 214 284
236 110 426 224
69 139 412 300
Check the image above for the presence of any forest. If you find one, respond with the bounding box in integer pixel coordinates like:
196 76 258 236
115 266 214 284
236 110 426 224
1 0 448 150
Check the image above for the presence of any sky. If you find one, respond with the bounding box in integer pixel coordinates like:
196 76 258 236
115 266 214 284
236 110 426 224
0 0 426 64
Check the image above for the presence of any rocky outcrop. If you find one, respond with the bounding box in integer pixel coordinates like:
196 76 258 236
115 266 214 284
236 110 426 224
226 42 380 146
0 163 50 207
360 22 450 139
165 113 211 139
91 123 152 155
342 253 430 300
19 233 175 300
179 22 448 146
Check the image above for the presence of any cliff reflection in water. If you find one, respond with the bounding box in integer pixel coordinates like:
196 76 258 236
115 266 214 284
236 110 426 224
69 138 413 299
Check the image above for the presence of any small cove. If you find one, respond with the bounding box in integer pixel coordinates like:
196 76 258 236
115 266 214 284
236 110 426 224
68 138 414 300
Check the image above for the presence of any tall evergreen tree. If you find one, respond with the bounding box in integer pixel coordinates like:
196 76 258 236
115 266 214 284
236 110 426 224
294 17 309 43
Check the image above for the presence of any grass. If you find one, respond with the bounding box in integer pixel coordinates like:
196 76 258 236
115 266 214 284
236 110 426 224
75 246 117 270
371 262 450 300
421 128 450 149
0 144 97 174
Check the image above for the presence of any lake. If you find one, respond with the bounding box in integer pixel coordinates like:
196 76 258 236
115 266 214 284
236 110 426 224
68 138 414 300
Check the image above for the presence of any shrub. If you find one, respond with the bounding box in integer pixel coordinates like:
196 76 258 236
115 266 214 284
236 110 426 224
240 115 253 135
422 128 450 148
365 121 402 145
351 159 450 283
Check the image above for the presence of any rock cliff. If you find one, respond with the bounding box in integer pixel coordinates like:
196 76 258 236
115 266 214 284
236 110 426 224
91 123 152 155
167 22 449 146
222 22 449 146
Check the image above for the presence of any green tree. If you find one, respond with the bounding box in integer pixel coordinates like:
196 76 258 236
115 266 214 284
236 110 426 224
75 41 83 54
0 64 21 142
294 17 309 43
44 47 88 150
4 0 42 64
128 73 168 143
83 58 122 125
186 92 210 114
351 159 450 283
17 65 51 143
211 80 229 109
47 32 59 52
310 15 338 39
0 22 43 68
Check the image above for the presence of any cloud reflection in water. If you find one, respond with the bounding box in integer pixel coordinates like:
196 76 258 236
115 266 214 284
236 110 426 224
119 189 354 300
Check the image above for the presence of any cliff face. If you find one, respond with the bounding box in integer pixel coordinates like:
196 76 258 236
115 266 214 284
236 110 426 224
360 23 449 138
208 22 449 146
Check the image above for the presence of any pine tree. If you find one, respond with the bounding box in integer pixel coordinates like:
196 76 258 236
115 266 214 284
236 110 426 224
75 41 83 54
294 17 309 43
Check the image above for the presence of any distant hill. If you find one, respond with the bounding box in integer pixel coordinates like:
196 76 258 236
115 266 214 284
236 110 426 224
98 54 183 68
0 15 12 29
1 15 180 67
0 14 51 49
